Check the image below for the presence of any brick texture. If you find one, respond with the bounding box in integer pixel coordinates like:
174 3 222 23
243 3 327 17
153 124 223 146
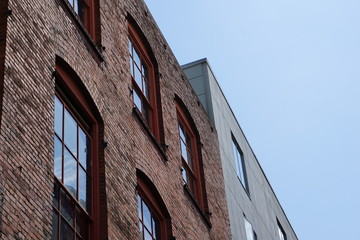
0 0 231 239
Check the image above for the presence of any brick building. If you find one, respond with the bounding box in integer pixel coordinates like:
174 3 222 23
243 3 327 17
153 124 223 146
0 0 231 239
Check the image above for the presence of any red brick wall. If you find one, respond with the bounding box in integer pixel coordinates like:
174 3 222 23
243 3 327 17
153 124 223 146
0 0 231 239
0 0 9 127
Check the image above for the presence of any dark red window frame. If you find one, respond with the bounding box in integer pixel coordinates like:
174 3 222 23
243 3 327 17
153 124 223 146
52 62 103 240
137 171 173 240
128 23 161 141
176 103 205 210
63 0 101 45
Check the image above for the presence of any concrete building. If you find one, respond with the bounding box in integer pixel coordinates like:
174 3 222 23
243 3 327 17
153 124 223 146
182 58 298 240
0 0 232 239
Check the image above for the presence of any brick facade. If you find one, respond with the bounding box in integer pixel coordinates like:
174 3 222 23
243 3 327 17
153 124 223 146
0 0 231 239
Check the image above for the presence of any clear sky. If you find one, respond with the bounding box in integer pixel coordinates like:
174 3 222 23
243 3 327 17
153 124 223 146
144 0 360 239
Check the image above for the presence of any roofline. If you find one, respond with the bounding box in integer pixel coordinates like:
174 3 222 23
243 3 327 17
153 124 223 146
182 58 298 240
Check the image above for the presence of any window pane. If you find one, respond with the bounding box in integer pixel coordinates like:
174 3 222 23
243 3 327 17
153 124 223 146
54 135 63 181
52 211 59 240
67 0 74 8
134 91 142 112
64 109 78 156
179 125 185 141
53 182 60 208
180 141 188 163
54 96 63 138
142 201 151 230
60 219 74 240
76 207 89 239
154 218 160 240
78 0 85 23
64 149 77 197
186 149 193 169
79 129 90 171
182 167 187 185
128 39 133 56
133 49 141 68
137 195 142 219
79 168 91 212
134 66 142 88
61 191 75 226
74 0 79 14
144 229 152 240
143 78 149 99
244 217 254 240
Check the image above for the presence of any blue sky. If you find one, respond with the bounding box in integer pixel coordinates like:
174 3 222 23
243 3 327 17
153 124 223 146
144 0 360 239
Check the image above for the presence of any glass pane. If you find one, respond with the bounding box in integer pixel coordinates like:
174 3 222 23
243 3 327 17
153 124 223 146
54 135 63 181
139 223 144 240
79 168 91 212
74 0 79 14
142 201 151 230
79 129 90 171
67 0 74 8
52 211 59 240
78 0 85 23
180 141 187 163
179 125 185 141
60 219 74 240
53 182 60 208
144 229 152 240
137 195 142 219
143 78 149 99
128 39 133 56
134 66 142 88
76 207 89 239
151 217 156 235
182 167 187 185
244 218 254 240
134 91 142 112
64 149 77 197
64 109 77 156
133 49 141 68
186 149 193 169
54 96 63 137
154 218 160 240
61 191 75 226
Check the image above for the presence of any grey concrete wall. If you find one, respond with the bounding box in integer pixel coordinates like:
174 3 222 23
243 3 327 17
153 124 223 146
182 59 297 240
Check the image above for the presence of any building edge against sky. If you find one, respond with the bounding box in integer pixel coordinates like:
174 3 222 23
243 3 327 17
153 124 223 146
182 58 298 240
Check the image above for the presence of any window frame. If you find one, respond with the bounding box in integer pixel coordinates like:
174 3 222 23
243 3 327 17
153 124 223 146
62 0 101 45
53 62 102 240
176 103 205 210
137 178 167 240
128 23 161 141
137 171 173 240
232 134 249 194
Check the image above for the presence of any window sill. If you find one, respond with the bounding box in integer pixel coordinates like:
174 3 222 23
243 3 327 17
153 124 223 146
60 0 104 64
183 184 212 229
132 107 168 162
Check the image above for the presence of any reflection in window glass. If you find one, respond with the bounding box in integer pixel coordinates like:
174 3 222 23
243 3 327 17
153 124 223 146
278 223 286 240
53 95 92 240
64 109 77 156
244 217 256 240
138 194 161 240
232 136 249 193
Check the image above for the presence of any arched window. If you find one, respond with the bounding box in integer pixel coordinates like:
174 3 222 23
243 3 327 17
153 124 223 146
137 170 173 240
128 20 162 142
52 59 106 240
175 97 207 212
